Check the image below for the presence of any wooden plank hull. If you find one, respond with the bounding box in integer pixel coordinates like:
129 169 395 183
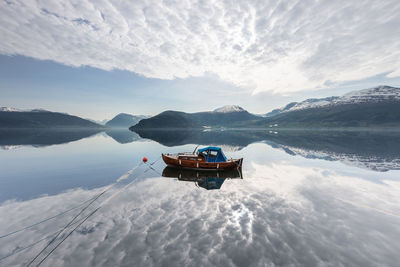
162 153 243 170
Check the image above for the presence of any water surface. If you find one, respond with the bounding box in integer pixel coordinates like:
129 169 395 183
0 129 399 266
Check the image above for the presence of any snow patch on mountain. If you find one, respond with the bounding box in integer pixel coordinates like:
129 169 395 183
265 85 400 116
336 85 400 104
213 105 245 113
286 97 339 112
0 107 21 112
0 107 51 112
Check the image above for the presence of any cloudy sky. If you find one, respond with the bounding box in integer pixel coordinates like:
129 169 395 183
1 0 400 119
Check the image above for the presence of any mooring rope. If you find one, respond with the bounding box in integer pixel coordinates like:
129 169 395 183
0 162 144 242
149 155 162 166
143 155 163 176
27 157 160 266
0 216 84 262
0 157 163 265
0 194 100 240
26 190 107 267
33 207 100 267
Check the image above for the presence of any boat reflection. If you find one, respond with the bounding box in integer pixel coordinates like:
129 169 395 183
162 166 243 190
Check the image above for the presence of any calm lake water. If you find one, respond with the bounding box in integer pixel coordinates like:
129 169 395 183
0 129 399 266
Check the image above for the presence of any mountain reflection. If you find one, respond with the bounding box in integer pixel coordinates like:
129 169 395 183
1 127 399 172
162 166 243 190
0 128 140 148
0 128 102 148
135 129 400 172
133 128 267 148
104 129 141 144
263 130 400 172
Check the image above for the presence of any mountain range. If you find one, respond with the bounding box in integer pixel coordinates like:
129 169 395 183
0 109 149 129
0 109 104 128
2 85 399 130
263 96 339 117
256 85 400 128
131 105 259 129
132 85 400 129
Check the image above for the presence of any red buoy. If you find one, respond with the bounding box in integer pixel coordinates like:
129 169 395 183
142 157 148 163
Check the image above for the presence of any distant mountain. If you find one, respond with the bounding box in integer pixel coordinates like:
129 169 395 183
0 109 104 128
86 118 108 125
131 105 259 129
0 107 52 113
263 102 297 117
258 86 400 127
265 86 400 117
133 86 400 129
264 97 339 117
213 105 245 113
105 113 149 128
1 107 21 112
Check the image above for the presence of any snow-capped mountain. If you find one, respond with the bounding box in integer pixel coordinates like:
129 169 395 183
259 85 400 128
334 85 400 105
286 96 339 112
265 85 400 116
264 97 339 117
213 105 245 113
133 105 258 129
0 107 21 112
0 107 50 112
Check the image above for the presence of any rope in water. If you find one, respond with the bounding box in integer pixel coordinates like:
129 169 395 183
27 158 160 266
0 161 146 265
143 155 163 176
1 159 146 264
0 216 85 262
149 155 162 166
33 207 100 267
0 163 144 242
31 164 153 266
26 190 107 267
0 194 100 240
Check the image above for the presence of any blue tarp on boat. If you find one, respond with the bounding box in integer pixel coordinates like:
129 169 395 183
198 146 227 162
198 177 225 190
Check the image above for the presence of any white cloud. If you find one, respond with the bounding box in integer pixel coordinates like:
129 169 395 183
0 0 399 93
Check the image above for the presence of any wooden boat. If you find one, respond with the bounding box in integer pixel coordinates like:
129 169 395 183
162 146 243 170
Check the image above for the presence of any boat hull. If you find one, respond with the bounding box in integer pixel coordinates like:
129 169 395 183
162 153 243 170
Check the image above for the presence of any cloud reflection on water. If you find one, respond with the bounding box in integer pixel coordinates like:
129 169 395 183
1 160 399 266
